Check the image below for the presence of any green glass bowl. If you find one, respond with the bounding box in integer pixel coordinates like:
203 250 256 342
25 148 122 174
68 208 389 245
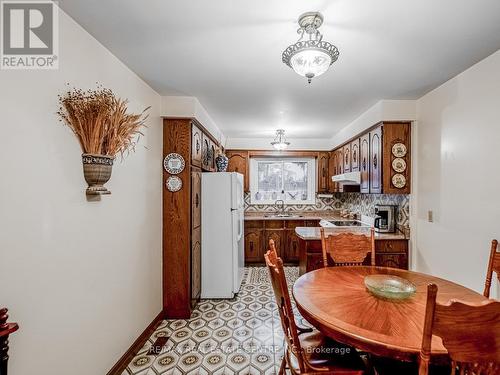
364 274 417 300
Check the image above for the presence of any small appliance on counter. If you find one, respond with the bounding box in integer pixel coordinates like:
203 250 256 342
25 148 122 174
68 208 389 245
374 205 396 233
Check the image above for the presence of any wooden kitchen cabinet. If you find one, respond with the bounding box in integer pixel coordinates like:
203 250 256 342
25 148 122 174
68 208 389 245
244 219 305 264
262 228 286 262
328 151 337 192
285 230 301 262
163 118 219 318
360 133 370 193
350 139 360 172
226 150 249 192
191 226 201 308
201 132 210 171
369 126 382 194
209 139 215 171
298 237 409 275
382 122 411 194
317 152 329 192
244 228 263 263
191 168 201 229
336 148 344 192
343 143 351 172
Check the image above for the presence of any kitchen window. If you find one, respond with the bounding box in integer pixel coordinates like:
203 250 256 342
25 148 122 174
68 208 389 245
249 158 316 205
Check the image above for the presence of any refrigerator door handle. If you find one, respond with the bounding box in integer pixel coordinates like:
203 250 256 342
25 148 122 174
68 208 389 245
237 214 243 241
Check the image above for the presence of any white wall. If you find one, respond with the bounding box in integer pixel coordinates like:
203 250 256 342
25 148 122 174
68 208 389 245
0 9 162 375
415 49 500 296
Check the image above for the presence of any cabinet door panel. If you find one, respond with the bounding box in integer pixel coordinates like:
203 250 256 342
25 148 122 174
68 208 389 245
191 226 201 306
375 253 408 270
336 149 344 192
328 151 337 192
343 144 351 173
317 152 329 192
191 123 202 167
360 133 370 193
244 229 262 263
201 133 210 170
191 169 201 229
369 126 382 193
226 151 249 192
209 140 217 172
350 139 360 172
286 230 301 262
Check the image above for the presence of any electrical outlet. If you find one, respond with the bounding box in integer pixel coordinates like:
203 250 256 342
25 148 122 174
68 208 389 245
428 210 433 222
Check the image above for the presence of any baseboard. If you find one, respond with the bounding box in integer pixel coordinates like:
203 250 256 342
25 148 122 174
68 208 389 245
106 311 164 375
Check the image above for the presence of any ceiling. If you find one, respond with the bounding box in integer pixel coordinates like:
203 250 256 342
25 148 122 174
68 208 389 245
60 0 500 140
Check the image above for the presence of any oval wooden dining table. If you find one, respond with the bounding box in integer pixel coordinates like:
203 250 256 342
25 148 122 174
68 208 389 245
292 266 489 363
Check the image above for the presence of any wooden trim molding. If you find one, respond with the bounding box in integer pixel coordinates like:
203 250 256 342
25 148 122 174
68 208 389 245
106 311 163 375
248 150 320 158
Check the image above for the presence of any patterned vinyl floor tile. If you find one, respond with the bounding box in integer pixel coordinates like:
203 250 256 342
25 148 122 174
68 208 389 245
124 267 310 375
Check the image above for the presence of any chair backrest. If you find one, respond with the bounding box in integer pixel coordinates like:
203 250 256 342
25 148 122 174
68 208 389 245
264 249 306 373
484 239 499 298
320 227 375 267
268 238 277 257
419 283 500 375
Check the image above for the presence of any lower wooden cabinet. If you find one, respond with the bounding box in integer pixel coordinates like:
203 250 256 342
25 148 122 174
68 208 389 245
244 228 263 263
286 230 301 262
244 220 306 264
298 237 409 275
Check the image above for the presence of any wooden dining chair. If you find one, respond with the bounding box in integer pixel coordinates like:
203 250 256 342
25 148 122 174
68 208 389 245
419 283 500 375
264 249 366 375
484 239 499 298
320 228 375 267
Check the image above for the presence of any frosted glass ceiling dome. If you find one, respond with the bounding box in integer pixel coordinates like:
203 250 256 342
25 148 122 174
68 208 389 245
282 12 339 84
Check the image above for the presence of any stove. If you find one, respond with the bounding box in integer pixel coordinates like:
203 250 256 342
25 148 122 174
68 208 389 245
319 219 371 228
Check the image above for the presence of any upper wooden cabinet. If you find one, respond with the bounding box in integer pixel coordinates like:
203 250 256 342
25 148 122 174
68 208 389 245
330 122 411 194
382 122 411 194
226 150 249 192
317 152 329 192
201 133 210 171
191 123 203 167
359 133 370 193
343 143 351 172
369 126 382 194
208 139 216 172
328 151 337 192
350 139 360 172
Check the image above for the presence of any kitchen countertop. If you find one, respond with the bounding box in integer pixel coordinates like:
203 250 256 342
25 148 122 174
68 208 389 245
294 226 408 241
244 211 408 240
244 211 347 221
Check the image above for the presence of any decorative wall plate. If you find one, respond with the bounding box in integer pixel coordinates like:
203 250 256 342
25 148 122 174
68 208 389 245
392 173 406 189
392 158 407 173
163 153 185 174
392 143 407 158
166 176 182 192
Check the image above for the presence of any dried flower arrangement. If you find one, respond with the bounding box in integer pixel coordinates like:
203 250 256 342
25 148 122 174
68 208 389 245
57 84 150 195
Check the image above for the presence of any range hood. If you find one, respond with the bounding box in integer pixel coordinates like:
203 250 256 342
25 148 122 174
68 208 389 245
332 171 361 185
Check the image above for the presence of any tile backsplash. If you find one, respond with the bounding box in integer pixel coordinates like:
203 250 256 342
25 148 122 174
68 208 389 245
244 192 410 228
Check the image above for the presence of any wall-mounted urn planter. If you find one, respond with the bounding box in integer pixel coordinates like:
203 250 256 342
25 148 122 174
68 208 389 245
82 154 114 195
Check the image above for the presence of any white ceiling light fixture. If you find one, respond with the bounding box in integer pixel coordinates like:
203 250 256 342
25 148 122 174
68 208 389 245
282 12 340 84
271 129 290 150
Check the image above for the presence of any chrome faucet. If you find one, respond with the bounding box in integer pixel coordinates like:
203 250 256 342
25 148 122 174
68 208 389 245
275 199 285 215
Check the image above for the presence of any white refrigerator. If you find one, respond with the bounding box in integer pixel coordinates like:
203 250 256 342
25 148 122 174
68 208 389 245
201 172 245 298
